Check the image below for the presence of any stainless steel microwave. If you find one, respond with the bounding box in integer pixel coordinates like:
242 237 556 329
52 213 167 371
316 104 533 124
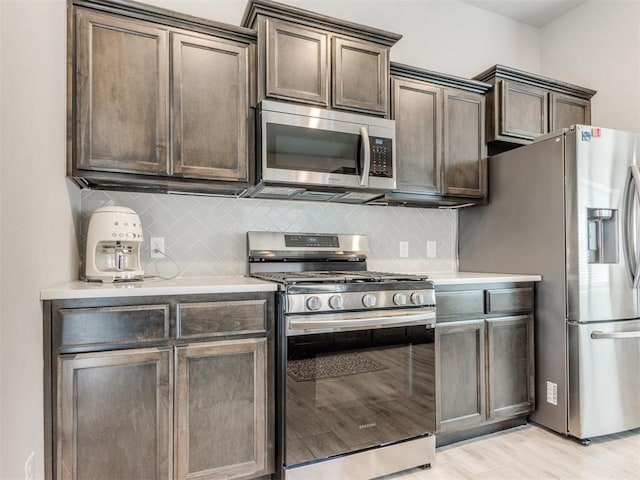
250 100 396 203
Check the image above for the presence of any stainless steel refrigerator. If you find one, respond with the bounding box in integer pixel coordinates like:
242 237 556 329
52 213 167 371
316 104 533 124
458 125 640 442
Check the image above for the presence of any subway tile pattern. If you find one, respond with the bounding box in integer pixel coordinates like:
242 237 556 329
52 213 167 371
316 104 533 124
80 190 457 278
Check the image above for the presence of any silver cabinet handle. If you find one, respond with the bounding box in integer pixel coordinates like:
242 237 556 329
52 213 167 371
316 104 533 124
591 330 640 339
359 126 371 187
622 166 640 287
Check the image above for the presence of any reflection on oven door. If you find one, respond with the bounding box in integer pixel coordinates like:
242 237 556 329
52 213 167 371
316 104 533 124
285 326 435 466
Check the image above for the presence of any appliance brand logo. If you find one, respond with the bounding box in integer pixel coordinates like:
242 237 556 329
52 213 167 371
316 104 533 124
358 422 377 430
582 128 602 142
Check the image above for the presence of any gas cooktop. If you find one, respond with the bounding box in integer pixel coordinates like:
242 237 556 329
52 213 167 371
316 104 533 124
251 270 429 285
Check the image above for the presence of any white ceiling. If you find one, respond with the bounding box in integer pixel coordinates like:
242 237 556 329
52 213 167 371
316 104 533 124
458 0 587 28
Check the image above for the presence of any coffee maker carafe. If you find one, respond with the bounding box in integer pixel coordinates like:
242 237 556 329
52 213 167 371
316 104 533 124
85 206 144 282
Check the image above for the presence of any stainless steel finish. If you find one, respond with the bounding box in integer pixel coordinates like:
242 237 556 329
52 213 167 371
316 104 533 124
247 229 437 478
247 231 369 261
283 435 435 480
569 126 639 322
622 166 640 286
287 308 436 335
359 126 371 186
286 288 436 314
258 100 396 191
568 320 640 439
459 125 640 439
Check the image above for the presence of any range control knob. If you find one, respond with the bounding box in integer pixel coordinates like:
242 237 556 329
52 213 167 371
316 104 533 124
328 295 344 310
411 292 425 305
393 293 408 305
362 294 377 308
306 296 322 311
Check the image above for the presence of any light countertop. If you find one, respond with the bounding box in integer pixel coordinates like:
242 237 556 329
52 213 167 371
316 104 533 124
427 272 541 286
40 276 278 300
41 272 541 300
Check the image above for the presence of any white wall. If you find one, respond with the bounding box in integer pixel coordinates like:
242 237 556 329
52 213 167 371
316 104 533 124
150 0 542 76
0 1 81 479
542 0 640 132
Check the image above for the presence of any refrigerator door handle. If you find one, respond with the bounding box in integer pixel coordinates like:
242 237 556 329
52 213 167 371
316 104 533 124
591 330 640 339
622 166 640 288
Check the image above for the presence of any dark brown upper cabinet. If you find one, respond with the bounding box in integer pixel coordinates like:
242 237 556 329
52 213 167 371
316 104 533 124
242 0 401 116
68 0 256 195
388 63 490 206
474 65 596 154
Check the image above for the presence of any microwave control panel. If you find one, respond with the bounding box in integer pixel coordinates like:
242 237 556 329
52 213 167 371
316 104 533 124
369 137 393 177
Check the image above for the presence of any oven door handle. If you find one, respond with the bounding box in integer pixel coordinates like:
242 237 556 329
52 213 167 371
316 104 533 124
287 310 436 334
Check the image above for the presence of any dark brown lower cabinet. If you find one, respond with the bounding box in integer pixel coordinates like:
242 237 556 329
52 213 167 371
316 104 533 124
176 339 268 480
435 284 535 443
487 315 535 419
436 320 486 432
57 348 173 480
45 292 274 480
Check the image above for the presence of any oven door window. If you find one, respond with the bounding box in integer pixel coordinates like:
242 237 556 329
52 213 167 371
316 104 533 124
285 326 435 466
266 124 361 175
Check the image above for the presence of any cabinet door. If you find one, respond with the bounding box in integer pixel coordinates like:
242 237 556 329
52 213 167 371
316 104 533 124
550 92 591 131
391 78 442 193
436 320 486 432
499 80 549 141
265 19 328 106
443 89 487 198
175 338 269 480
75 9 169 175
172 33 249 181
57 348 172 480
332 37 388 114
486 315 534 419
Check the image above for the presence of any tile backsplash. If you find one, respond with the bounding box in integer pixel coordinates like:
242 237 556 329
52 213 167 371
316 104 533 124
80 190 457 278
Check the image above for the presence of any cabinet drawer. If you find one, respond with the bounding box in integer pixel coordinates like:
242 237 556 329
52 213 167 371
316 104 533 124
177 300 267 338
486 288 534 314
57 305 170 350
436 290 484 318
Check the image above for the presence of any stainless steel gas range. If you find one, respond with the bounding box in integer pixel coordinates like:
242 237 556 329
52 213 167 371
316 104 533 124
248 231 437 480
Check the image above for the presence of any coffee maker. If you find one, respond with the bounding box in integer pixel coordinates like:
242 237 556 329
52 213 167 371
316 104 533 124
85 206 145 282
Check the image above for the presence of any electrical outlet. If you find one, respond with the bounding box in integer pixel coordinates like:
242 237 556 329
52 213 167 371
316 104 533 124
25 451 34 480
150 237 165 258
427 241 437 258
399 241 409 258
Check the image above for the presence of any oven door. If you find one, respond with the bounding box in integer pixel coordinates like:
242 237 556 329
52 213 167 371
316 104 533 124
283 322 435 467
260 109 395 191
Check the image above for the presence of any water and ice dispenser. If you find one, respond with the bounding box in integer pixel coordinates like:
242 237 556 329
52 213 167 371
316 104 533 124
587 208 618 264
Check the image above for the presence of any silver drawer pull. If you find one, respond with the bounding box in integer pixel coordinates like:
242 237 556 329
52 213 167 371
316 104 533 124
591 330 640 339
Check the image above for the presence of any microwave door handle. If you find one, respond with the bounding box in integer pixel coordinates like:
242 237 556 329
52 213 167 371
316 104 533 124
623 166 640 288
359 126 371 186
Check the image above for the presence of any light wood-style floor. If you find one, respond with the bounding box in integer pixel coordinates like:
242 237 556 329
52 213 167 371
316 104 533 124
380 424 640 479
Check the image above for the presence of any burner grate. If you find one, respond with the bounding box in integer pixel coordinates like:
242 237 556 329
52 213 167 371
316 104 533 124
251 270 429 285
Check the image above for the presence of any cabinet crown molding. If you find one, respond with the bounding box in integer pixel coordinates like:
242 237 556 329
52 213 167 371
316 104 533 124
474 64 596 100
72 0 257 44
241 0 402 46
390 62 492 94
